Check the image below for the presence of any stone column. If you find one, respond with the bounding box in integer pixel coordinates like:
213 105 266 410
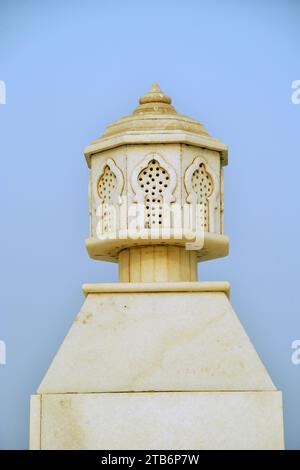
119 246 198 282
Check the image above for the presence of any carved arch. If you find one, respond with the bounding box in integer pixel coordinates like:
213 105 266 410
131 153 177 229
184 156 219 232
93 158 124 235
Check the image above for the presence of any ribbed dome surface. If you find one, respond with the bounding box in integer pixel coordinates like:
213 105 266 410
101 83 209 138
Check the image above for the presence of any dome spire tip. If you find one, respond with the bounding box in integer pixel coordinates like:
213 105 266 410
139 83 172 106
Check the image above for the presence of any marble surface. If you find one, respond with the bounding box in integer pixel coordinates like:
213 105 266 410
29 395 41 450
38 391 284 450
38 290 275 393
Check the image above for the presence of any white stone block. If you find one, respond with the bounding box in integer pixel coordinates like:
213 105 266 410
29 395 41 450
39 391 284 450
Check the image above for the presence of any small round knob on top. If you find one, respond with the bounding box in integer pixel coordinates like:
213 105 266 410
134 83 176 115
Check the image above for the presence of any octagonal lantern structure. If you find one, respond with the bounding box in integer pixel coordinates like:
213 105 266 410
84 83 229 282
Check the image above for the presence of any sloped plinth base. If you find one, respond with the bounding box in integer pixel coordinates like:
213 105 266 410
37 284 275 393
31 283 284 450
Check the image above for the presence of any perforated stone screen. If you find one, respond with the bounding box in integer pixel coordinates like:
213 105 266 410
138 159 170 228
191 162 213 230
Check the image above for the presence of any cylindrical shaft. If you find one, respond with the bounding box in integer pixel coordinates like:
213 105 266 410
119 246 198 282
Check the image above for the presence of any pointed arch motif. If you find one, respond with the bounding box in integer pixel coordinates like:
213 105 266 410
184 156 219 232
94 158 124 235
131 153 177 229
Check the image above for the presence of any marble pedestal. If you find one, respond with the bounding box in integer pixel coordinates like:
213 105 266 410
30 282 284 450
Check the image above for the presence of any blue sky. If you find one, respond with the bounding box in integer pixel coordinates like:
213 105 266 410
0 0 299 449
